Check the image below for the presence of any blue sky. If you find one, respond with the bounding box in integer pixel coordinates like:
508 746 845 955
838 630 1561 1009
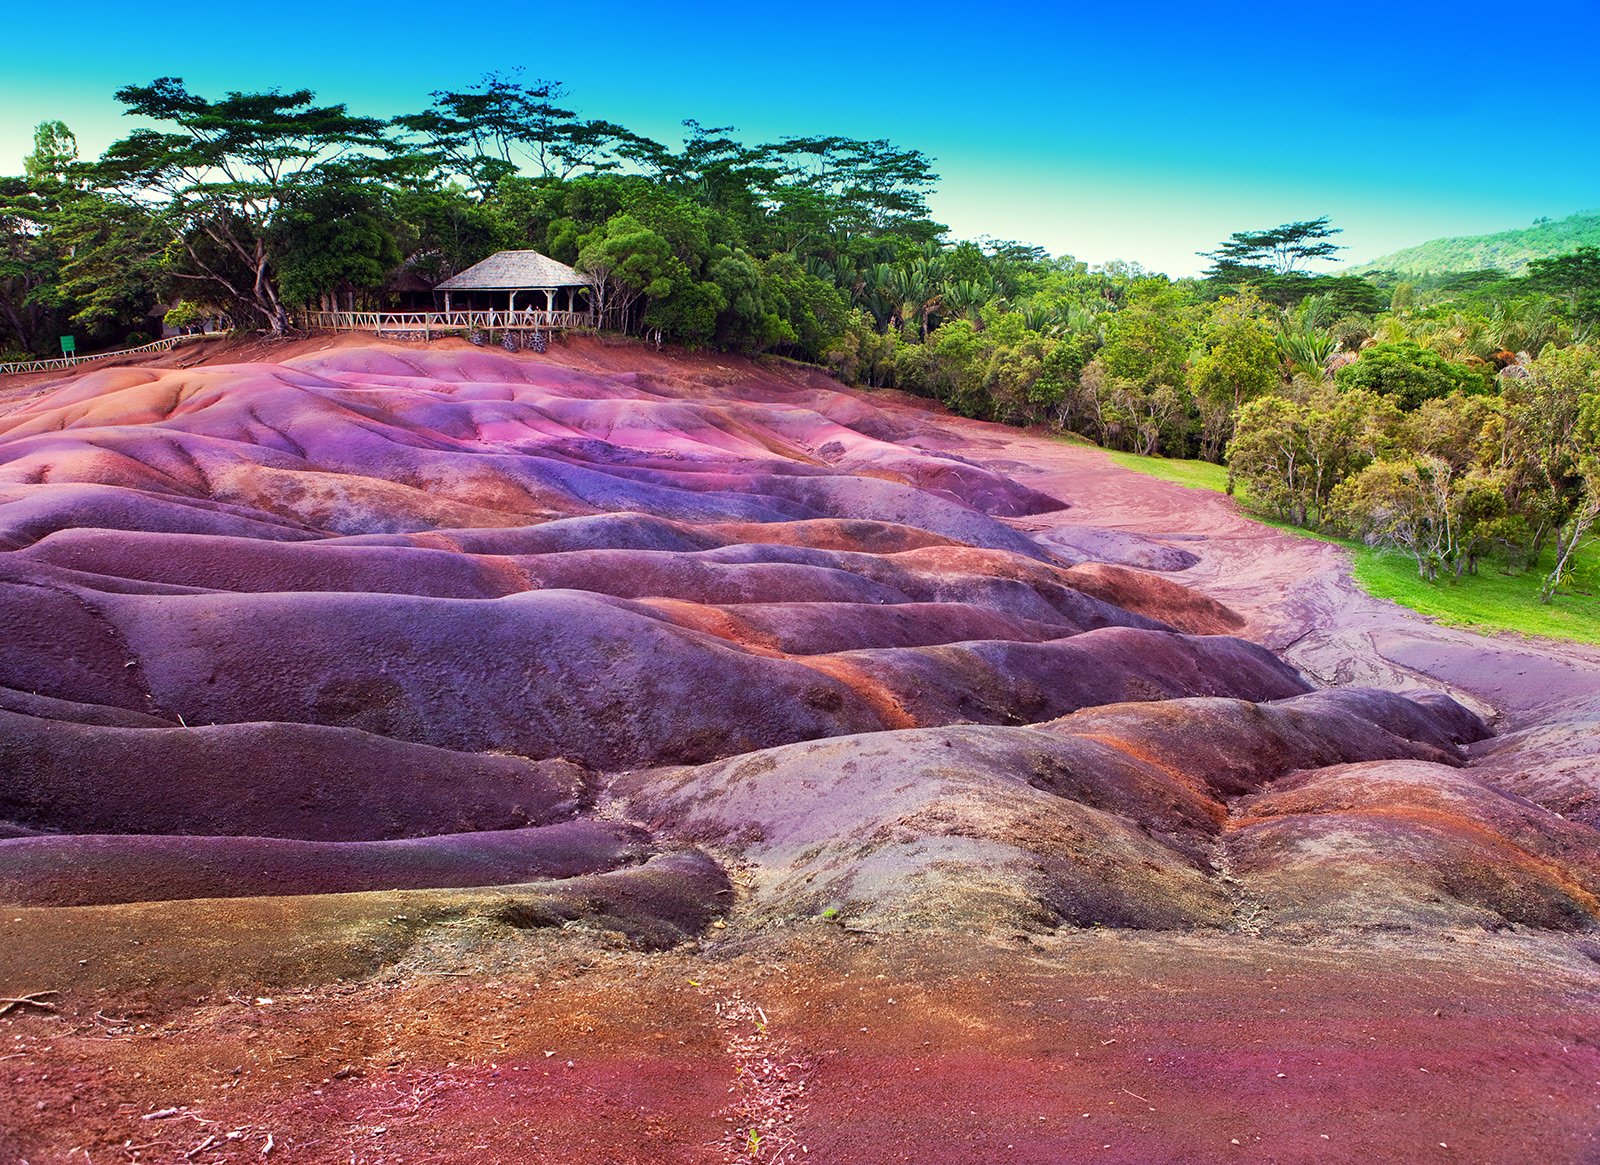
3 0 1596 275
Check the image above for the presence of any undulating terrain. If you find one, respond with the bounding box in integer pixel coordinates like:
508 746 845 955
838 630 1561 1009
1 335 1597 1164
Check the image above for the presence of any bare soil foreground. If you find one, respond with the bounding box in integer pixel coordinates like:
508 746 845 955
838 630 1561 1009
1 336 1597 1165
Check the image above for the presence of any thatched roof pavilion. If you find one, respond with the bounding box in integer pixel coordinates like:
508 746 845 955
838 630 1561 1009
434 251 591 314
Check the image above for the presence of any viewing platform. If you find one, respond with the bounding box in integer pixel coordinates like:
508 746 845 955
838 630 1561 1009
299 308 597 338
303 250 598 340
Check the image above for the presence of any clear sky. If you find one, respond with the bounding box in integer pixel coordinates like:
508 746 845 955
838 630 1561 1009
4 0 1596 275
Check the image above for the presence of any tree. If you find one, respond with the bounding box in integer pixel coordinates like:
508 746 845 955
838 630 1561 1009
1201 217 1344 280
709 248 780 351
388 182 502 282
652 120 774 219
758 254 849 361
969 307 1052 424
1401 394 1509 575
50 190 166 336
1082 281 1196 455
1334 341 1490 410
99 78 391 334
1275 320 1337 381
762 135 941 241
1525 246 1600 324
271 178 401 309
1501 346 1600 600
1541 392 1600 601
1227 387 1396 528
1487 297 1562 358
23 121 79 187
575 214 676 332
883 249 945 340
0 175 59 354
1333 456 1462 581
1190 293 1279 460
394 72 631 190
1317 275 1387 317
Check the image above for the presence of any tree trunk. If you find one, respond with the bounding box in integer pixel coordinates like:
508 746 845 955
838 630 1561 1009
1542 502 1598 603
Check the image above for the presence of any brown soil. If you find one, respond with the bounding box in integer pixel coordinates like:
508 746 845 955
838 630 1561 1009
2 335 1598 1164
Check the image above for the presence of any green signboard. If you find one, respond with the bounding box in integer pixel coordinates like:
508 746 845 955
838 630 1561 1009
60 336 75 356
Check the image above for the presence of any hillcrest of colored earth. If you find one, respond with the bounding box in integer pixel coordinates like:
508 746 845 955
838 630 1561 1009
1 335 1597 1164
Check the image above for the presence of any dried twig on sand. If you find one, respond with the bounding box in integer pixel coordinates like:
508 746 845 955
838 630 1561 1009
0 990 59 1017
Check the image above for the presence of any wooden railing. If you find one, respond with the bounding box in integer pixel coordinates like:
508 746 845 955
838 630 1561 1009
300 309 597 335
0 334 205 377
0 309 598 376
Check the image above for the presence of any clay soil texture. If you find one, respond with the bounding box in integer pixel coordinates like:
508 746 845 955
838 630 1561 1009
1 334 1597 1164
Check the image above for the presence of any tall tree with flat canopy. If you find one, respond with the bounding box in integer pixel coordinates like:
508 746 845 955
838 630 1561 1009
99 78 390 335
394 72 634 191
1201 216 1345 279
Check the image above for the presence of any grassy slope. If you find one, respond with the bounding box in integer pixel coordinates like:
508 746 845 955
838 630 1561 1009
1105 450 1231 492
1349 209 1600 276
1105 450 1600 646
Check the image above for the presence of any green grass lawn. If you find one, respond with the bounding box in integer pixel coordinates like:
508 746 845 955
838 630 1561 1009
1099 449 1600 646
1105 449 1231 493
1349 541 1600 646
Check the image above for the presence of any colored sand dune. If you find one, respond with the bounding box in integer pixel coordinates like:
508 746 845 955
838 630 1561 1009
1 337 1597 1164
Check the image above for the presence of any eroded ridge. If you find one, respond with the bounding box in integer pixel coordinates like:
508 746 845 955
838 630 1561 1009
3 341 1594 945
4 340 1600 1165
0 342 1305 921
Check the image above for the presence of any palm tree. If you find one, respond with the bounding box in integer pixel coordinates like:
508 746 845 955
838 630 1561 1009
1488 298 1562 359
886 260 943 339
1426 313 1495 363
862 263 899 332
943 276 1002 324
808 255 865 307
1275 323 1336 381
1018 299 1064 336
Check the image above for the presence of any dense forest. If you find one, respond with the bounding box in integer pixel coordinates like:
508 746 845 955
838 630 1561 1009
3 75 1599 599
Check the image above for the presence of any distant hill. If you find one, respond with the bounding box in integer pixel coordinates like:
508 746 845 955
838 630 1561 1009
1351 210 1600 276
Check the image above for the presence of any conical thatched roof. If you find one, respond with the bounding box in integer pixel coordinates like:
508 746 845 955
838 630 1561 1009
435 250 587 290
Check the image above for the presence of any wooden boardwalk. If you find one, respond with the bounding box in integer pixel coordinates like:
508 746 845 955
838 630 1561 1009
300 309 597 337
0 334 203 377
1 309 598 378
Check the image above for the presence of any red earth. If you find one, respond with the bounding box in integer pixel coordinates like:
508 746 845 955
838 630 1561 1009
0 334 1597 1164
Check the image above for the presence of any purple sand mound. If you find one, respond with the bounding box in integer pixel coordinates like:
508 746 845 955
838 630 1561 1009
0 709 586 840
0 820 655 906
613 687 1497 933
1231 759 1600 932
0 340 1528 943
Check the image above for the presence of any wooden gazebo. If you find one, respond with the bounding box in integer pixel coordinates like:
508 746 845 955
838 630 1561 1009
298 249 597 337
434 251 592 315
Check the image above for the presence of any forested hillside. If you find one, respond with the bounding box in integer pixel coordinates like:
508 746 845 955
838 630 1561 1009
1353 210 1600 276
3 74 1599 602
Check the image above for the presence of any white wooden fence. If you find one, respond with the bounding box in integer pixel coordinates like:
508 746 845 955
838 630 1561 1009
0 334 204 377
299 309 597 336
0 309 598 377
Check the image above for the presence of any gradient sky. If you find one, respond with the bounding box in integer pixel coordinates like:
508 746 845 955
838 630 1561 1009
4 0 1596 275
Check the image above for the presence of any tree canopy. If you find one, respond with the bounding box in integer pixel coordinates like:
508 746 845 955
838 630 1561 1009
97 77 392 333
1201 217 1344 279
4 75 1599 606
